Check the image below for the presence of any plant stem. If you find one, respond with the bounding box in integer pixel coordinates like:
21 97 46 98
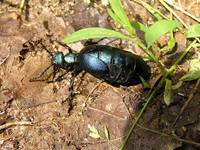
120 40 196 150
120 73 167 150
168 40 197 74
135 38 165 72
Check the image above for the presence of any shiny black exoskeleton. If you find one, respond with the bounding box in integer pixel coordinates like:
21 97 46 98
32 41 150 112
53 44 150 86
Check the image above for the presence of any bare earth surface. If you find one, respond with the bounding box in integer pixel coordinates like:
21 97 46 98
0 0 200 150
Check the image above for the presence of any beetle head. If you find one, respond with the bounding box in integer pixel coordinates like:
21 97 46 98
52 52 64 67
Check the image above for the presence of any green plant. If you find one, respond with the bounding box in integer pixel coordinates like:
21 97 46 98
63 0 200 149
88 124 110 141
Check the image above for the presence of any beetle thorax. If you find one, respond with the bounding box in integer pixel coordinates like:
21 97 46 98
64 53 78 65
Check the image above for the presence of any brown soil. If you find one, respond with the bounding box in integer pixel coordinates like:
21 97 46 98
0 0 200 150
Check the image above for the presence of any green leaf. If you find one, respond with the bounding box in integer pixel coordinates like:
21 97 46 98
172 81 183 90
145 20 180 47
104 126 110 141
63 28 132 44
190 59 200 70
107 9 122 25
108 0 134 34
180 59 200 81
88 124 101 139
139 76 150 89
132 21 148 32
187 24 200 38
89 132 101 139
88 124 99 134
160 35 176 52
180 71 200 81
164 79 172 106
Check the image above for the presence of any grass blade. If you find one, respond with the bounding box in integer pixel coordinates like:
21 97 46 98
135 0 163 20
132 21 148 32
107 8 122 25
104 126 110 141
109 0 134 34
187 24 200 38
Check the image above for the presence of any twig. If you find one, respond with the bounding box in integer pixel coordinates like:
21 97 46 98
172 78 200 126
0 49 10 65
81 81 103 114
159 0 200 44
140 126 200 147
164 0 200 23
87 106 127 121
158 0 188 27
0 121 32 130
118 80 200 147
120 75 166 150
134 0 168 19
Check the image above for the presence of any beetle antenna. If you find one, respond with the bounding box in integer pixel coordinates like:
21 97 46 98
29 64 53 82
55 40 73 53
40 43 53 57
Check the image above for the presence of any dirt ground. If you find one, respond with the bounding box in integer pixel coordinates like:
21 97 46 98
0 0 200 150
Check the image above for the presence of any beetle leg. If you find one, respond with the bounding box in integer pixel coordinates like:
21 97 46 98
67 74 75 112
40 42 54 57
109 64 122 81
47 66 72 83
30 64 57 82
84 38 122 47
47 72 67 83
105 39 122 46
125 60 137 83
108 57 122 81
84 38 106 46
55 41 73 53
67 68 82 113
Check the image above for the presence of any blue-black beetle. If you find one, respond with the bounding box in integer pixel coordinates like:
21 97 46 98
31 40 150 111
53 44 150 86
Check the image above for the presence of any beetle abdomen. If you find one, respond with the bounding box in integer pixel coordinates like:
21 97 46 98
78 53 108 78
78 45 150 86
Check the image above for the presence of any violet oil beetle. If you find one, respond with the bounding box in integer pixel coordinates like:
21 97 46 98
31 39 151 112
